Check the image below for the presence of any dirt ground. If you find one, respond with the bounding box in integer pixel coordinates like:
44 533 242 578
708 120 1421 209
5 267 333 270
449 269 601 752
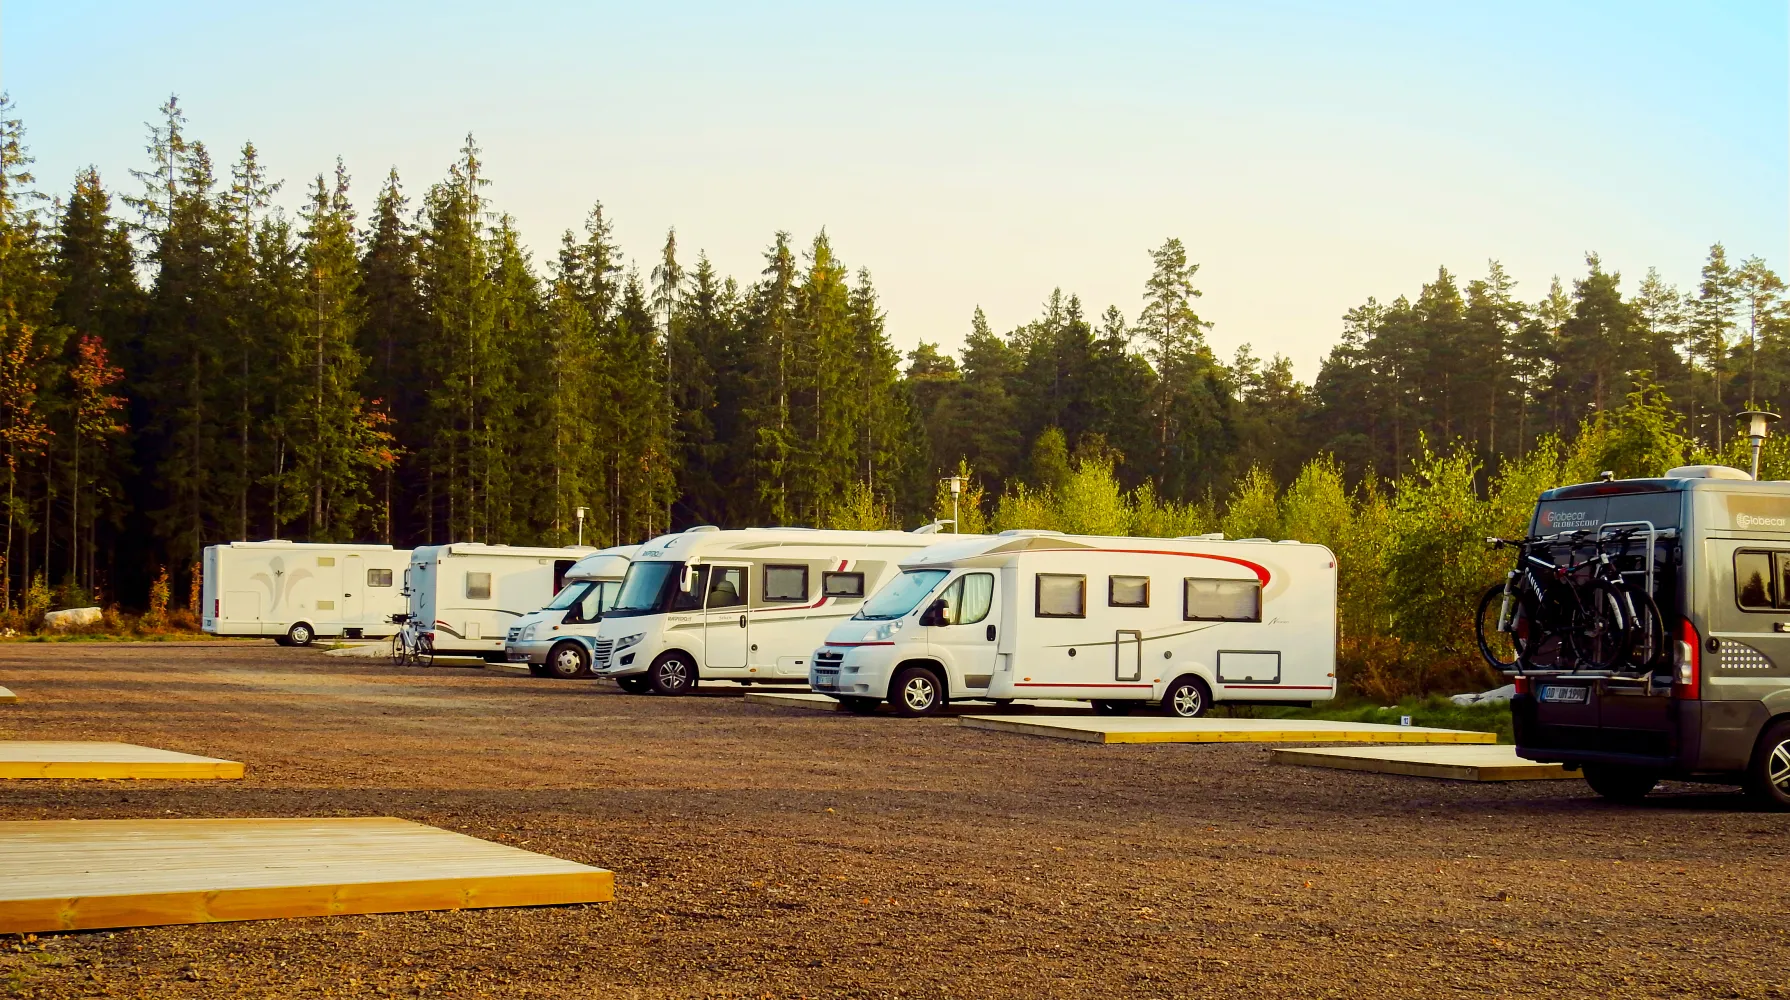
0 642 1786 999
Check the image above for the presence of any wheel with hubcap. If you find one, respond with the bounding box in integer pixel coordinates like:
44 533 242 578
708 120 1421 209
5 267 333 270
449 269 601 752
838 696 881 715
1159 676 1211 718
527 663 551 677
546 642 592 679
1091 700 1131 716
890 666 944 717
286 622 314 647
1745 719 1790 811
648 653 697 695
1582 764 1658 803
615 676 652 695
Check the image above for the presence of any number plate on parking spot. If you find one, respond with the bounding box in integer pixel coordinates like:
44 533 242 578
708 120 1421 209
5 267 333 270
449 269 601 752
1540 685 1588 704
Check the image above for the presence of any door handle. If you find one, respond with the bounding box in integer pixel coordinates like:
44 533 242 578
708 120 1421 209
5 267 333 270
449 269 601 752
739 614 747 628
986 624 996 642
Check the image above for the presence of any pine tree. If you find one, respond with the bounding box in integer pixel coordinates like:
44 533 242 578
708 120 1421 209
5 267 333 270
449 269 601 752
357 168 426 543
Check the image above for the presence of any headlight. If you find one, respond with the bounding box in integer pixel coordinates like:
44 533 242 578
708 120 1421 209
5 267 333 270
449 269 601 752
519 623 538 642
863 620 904 642
616 633 646 651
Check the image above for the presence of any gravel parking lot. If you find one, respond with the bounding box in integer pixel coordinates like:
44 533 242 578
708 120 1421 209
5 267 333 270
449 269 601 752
1 641 1787 999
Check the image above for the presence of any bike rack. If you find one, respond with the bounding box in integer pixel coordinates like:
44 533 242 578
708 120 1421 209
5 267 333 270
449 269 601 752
1596 520 1667 597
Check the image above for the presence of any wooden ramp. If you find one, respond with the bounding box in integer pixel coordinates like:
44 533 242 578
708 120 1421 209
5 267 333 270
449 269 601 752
746 691 1092 715
1271 744 1573 781
484 661 535 677
0 817 614 934
958 716 1496 745
0 686 15 704
0 742 244 780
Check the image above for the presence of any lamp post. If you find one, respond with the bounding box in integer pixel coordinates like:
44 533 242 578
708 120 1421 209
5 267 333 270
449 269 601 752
941 475 965 533
575 506 590 546
1735 410 1780 481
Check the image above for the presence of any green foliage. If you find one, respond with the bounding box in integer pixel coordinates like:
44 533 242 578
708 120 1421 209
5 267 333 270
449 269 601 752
1219 466 1280 540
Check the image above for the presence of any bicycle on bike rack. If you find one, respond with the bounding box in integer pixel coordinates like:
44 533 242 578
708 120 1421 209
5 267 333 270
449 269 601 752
1475 527 1665 674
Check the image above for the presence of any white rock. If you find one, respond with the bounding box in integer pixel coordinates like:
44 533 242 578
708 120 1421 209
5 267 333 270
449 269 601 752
43 607 102 629
1450 683 1516 706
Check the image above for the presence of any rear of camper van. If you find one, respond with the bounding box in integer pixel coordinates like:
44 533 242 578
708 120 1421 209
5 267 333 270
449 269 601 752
812 531 1337 716
407 543 594 659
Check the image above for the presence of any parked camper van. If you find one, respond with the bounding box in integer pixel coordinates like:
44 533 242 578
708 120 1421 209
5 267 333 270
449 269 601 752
503 545 637 678
407 543 595 660
810 530 1338 716
1512 465 1790 808
202 541 412 646
589 526 954 694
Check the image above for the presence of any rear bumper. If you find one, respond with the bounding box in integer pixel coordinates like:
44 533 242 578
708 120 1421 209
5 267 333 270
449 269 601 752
1513 693 1708 774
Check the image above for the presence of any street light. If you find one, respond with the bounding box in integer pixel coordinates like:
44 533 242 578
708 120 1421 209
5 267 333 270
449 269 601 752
575 506 590 546
941 475 966 533
1735 409 1780 481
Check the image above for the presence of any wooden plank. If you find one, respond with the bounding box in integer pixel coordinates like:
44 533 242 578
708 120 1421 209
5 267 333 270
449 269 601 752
0 686 15 704
0 742 244 780
958 716 1496 745
1270 744 1573 781
0 817 613 934
744 691 1093 715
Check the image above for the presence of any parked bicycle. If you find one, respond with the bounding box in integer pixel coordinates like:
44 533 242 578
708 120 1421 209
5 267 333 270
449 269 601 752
387 613 433 667
1475 528 1664 674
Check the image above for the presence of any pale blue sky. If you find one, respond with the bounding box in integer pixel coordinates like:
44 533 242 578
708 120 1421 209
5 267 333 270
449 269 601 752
4 1 1785 377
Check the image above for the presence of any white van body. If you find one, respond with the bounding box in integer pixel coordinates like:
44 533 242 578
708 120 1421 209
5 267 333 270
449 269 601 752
407 543 596 658
590 526 956 693
502 545 638 677
201 541 412 645
810 531 1337 715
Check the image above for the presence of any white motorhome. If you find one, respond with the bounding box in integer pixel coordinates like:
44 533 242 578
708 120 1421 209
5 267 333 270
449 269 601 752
810 530 1337 716
201 541 413 646
407 543 595 659
590 526 956 694
502 545 638 678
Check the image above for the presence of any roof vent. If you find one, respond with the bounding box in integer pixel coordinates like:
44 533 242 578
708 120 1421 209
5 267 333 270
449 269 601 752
997 529 1065 537
684 525 720 533
1665 465 1753 481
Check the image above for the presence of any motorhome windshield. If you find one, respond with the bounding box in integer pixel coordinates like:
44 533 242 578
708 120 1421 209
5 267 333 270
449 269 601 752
609 562 683 615
855 569 949 621
544 581 595 611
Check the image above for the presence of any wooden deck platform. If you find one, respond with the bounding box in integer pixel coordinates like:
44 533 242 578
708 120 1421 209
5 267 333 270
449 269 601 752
745 691 1092 715
958 716 1496 745
0 817 614 934
1270 744 1573 781
0 742 244 779
0 685 14 704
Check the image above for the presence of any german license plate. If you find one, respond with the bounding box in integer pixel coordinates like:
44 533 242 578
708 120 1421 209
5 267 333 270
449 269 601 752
1541 685 1588 704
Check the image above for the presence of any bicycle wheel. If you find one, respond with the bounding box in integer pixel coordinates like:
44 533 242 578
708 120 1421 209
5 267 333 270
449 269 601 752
417 633 434 668
1621 587 1668 673
1475 583 1535 670
389 633 405 666
1569 581 1631 670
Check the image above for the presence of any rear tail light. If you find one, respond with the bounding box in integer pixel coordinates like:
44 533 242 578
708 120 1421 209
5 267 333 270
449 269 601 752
213 599 219 617
1512 674 1531 696
1674 619 1700 700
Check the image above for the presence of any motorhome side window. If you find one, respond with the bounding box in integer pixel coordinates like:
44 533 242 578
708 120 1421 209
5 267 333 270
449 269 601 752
941 573 994 625
822 571 865 598
764 564 809 602
1036 574 1086 618
1184 578 1260 622
1109 575 1149 607
1734 551 1790 610
466 572 492 600
367 568 393 588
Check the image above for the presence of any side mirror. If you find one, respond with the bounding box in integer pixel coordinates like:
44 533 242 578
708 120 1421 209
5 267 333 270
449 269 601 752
679 564 696 592
919 598 948 628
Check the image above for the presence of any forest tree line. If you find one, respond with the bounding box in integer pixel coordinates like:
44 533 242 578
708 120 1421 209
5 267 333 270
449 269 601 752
0 94 1786 625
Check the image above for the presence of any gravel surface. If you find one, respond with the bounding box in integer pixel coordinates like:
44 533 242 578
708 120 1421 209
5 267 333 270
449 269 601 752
1 642 1786 998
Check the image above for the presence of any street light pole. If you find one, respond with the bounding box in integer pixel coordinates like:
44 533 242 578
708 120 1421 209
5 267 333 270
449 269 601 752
1736 410 1780 481
575 506 590 547
942 475 965 533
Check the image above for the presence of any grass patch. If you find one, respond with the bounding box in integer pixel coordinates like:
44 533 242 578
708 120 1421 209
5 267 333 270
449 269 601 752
1215 694 1514 743
0 631 254 643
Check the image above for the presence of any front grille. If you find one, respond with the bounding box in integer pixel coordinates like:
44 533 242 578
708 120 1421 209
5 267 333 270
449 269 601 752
815 650 844 665
506 627 521 642
593 638 615 668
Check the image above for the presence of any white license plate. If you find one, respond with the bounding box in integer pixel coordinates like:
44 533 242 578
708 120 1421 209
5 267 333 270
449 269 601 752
1541 685 1588 704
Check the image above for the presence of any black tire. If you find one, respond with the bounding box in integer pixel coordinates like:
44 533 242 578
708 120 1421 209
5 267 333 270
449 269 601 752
546 642 592 679
1160 676 1211 718
1583 764 1659 803
1569 583 1630 670
838 696 881 715
648 652 697 695
1622 588 1668 673
1744 719 1790 811
1091 700 1131 716
615 675 652 695
527 663 551 678
1476 584 1537 670
286 622 314 647
889 666 944 717
417 634 434 668
389 635 405 666
274 635 292 648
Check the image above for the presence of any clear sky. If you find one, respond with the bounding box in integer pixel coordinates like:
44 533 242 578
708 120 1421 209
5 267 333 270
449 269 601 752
4 1 1785 378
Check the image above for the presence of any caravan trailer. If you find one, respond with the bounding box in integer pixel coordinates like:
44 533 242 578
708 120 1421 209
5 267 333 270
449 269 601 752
502 545 637 678
202 541 412 646
1512 466 1790 808
810 530 1338 716
589 526 956 694
407 543 595 659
